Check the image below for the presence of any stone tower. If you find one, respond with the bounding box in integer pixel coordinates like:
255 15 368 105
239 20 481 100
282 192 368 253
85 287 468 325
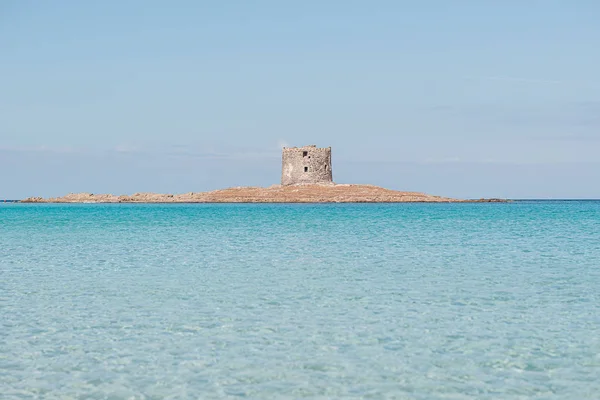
281 145 333 186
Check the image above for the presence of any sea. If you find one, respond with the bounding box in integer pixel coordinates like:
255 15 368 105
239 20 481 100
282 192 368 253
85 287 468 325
1 202 599 399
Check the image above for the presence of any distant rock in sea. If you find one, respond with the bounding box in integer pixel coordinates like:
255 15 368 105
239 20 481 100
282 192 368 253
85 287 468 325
20 184 505 203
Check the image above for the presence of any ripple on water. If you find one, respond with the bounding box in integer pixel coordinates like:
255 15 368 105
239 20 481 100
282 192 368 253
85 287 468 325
1 202 600 399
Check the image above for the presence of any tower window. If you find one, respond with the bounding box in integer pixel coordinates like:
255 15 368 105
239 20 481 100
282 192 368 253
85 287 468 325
304 167 308 172
302 151 308 157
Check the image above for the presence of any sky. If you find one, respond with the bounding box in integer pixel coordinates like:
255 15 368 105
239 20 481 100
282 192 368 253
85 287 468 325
1 0 599 199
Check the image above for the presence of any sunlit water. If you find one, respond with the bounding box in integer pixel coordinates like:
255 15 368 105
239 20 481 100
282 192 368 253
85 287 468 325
1 202 600 399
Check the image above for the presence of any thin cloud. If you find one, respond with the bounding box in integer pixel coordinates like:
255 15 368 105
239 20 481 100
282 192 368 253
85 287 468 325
421 157 462 164
0 145 82 154
531 133 600 142
113 144 140 153
154 146 279 160
423 100 600 133
0 144 280 160
464 76 564 85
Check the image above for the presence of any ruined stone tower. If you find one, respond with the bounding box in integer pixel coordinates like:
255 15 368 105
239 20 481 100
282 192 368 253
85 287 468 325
281 145 333 186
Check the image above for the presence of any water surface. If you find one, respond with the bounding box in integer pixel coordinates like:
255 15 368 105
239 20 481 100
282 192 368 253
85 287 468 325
1 202 599 398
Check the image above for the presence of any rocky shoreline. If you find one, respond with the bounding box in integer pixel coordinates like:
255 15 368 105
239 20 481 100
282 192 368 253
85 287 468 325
21 184 505 203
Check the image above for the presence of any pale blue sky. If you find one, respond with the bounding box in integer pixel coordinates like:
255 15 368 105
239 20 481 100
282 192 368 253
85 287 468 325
1 1 599 199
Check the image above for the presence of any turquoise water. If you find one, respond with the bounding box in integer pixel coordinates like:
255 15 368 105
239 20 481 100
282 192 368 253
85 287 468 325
1 202 600 399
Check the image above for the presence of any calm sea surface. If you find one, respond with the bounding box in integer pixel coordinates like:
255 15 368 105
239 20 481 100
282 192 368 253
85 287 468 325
1 202 600 399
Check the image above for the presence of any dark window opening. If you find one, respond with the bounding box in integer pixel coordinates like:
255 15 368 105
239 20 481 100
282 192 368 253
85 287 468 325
304 166 308 172
325 165 328 171
302 151 308 157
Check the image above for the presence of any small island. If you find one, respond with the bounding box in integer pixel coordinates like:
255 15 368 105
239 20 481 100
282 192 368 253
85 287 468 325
21 145 505 204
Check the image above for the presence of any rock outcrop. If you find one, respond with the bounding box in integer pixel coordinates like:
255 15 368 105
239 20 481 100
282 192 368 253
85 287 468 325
20 184 490 203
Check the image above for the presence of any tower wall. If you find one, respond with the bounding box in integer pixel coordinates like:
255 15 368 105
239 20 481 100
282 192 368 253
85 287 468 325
281 145 333 186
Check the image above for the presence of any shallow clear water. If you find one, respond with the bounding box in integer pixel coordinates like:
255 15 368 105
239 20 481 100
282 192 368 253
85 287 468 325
1 202 600 399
